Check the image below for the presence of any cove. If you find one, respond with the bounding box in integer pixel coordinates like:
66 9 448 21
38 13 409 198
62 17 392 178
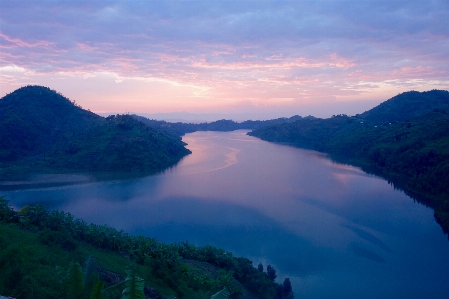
2 130 449 299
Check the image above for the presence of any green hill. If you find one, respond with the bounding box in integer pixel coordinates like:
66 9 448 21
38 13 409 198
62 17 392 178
0 86 191 177
248 90 449 236
359 90 449 123
0 85 103 162
0 199 292 299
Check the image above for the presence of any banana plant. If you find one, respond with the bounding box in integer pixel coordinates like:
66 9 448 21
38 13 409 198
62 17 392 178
90 282 106 299
65 261 84 299
210 288 230 299
65 260 104 299
64 259 145 299
167 288 230 299
121 268 145 299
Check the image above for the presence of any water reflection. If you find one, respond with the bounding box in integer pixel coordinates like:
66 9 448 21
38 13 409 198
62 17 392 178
341 224 393 253
3 130 449 299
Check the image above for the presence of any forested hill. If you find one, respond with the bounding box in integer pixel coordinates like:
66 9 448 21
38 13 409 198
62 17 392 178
359 90 449 123
0 86 191 177
248 90 449 236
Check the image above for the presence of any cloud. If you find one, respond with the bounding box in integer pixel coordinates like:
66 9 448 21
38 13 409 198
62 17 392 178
0 33 53 48
0 0 448 118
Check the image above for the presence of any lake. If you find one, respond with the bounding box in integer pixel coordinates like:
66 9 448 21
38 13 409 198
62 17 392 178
2 130 449 299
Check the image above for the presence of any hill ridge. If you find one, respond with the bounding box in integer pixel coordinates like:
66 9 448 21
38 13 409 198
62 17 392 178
0 85 191 176
359 89 449 123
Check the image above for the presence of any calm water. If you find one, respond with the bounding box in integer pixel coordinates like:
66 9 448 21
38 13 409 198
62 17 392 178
3 130 449 298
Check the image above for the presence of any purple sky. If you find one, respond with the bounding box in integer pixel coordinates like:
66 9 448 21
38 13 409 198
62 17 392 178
1 0 448 120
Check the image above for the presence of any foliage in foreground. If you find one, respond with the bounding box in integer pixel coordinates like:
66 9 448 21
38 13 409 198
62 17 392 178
63 257 228 299
0 197 294 299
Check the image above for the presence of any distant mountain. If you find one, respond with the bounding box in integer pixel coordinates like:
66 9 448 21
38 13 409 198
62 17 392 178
249 90 449 236
130 111 305 122
0 86 191 176
132 114 305 138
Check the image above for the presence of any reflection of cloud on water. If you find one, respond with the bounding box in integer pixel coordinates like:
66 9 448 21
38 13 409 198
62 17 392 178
333 173 352 186
328 161 365 173
331 165 375 180
350 243 386 263
191 147 240 174
176 131 246 176
331 169 377 186
341 223 393 253
223 137 259 143
172 146 241 176
217 147 240 170
131 195 331 276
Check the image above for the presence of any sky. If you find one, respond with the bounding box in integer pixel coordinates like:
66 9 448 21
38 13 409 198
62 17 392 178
1 0 448 120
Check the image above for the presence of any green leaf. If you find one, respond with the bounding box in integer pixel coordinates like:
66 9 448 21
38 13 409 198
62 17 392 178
83 255 95 285
211 287 230 299
104 280 127 298
90 281 106 299
121 269 145 299
66 261 84 299
83 255 100 296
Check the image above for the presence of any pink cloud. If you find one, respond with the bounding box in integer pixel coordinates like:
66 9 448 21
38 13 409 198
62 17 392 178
190 55 355 71
1 1 447 119
0 33 53 48
76 43 98 52
391 66 447 78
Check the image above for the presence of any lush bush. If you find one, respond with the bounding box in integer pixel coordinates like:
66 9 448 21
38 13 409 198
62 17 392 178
0 199 292 298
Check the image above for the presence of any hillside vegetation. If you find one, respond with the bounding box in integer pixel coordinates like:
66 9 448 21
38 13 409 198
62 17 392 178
0 86 190 178
249 90 449 236
0 198 293 299
131 115 306 138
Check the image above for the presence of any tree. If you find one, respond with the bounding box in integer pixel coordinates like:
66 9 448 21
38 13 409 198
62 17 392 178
283 278 294 299
258 263 264 272
276 284 283 299
266 265 276 281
